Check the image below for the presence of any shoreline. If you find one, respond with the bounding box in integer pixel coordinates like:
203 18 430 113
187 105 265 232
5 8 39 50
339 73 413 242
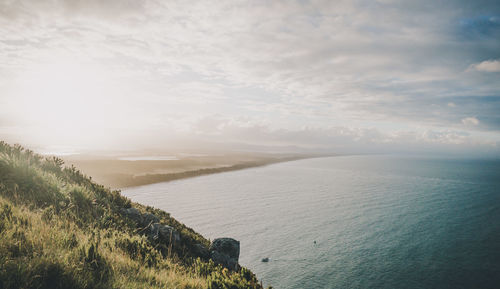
118 155 325 189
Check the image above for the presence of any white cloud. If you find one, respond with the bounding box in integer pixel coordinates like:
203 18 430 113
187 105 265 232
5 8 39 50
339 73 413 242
0 0 499 155
462 117 480 126
186 115 497 151
468 59 500 72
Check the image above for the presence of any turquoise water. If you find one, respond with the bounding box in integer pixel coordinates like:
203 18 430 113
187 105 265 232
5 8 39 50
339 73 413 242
122 155 500 289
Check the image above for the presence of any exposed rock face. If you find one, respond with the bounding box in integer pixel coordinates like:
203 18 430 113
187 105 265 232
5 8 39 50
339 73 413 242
193 243 210 259
148 223 181 243
210 238 240 270
121 207 143 224
120 208 242 269
121 207 180 244
141 213 160 227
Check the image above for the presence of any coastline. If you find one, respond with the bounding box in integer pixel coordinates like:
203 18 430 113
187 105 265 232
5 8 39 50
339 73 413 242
118 155 320 189
0 141 268 289
65 153 331 189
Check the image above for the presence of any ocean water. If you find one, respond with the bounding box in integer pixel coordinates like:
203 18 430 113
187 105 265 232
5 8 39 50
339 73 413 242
121 155 500 289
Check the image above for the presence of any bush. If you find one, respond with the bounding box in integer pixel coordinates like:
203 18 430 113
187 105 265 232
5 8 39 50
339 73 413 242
115 235 161 267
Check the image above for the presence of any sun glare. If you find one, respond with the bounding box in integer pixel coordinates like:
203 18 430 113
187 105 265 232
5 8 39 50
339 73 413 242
10 57 121 148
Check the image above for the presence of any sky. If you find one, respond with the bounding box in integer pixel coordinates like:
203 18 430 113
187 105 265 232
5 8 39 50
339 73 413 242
0 0 499 156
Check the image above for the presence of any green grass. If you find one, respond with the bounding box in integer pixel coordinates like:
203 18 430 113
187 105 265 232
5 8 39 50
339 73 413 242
0 141 268 289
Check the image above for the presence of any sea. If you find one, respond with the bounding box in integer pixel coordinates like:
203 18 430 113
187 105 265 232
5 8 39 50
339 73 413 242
121 155 500 289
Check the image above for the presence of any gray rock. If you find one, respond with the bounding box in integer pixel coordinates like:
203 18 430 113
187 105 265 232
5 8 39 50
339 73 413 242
148 223 180 243
141 213 160 227
121 207 143 224
209 238 240 270
193 243 209 259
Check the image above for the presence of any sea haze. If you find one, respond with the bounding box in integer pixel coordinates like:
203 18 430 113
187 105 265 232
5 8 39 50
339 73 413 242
122 156 500 289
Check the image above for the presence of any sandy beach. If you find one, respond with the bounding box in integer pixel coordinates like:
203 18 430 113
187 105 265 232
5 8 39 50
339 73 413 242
65 152 319 189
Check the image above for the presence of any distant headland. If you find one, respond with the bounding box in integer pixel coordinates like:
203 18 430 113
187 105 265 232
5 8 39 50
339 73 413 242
64 152 328 189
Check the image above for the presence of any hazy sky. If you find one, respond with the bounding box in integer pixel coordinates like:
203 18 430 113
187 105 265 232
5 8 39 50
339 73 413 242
1 0 499 156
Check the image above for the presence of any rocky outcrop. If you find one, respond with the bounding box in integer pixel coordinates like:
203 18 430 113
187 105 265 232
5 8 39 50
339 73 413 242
210 238 240 270
141 213 160 227
121 207 180 244
148 223 180 243
121 208 242 266
193 243 210 259
121 207 143 224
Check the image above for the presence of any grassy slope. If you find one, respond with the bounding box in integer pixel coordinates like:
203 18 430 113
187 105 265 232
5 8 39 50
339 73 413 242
0 142 268 289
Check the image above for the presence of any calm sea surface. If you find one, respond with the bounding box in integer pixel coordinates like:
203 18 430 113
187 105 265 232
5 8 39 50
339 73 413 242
121 155 500 289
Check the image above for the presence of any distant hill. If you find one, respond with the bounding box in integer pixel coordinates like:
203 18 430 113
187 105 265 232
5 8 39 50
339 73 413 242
65 153 314 189
0 141 269 289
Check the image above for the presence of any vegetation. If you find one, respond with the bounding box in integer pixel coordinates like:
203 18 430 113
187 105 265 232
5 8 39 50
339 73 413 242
115 162 280 188
0 141 268 289
67 155 310 189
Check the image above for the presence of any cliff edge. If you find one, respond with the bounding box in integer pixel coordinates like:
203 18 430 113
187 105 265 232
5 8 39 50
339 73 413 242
0 141 269 289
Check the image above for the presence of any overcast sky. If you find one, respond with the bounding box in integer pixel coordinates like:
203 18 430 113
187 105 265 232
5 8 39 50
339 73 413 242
1 0 499 156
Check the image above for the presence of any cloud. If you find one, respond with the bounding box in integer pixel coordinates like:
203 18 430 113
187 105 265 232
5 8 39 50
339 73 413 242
184 114 498 154
0 0 499 155
462 117 480 126
469 59 500 72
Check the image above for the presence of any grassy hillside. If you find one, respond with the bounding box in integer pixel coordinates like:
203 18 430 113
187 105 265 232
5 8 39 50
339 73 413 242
0 141 268 289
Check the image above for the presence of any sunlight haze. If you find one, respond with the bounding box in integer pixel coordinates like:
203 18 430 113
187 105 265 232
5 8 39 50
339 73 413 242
1 2 500 288
1 0 499 156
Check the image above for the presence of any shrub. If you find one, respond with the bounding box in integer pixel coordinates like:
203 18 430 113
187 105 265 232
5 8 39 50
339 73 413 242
115 235 161 267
